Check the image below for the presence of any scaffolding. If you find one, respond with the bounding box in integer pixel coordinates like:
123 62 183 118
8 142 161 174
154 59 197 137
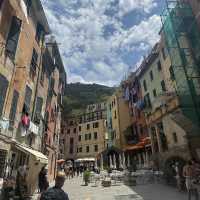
161 0 200 127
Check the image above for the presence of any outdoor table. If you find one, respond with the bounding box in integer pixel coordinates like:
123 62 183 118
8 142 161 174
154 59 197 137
93 174 101 186
154 171 164 183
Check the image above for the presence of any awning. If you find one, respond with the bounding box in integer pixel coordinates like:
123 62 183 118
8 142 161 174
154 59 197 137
124 145 144 151
75 158 95 162
57 159 65 164
15 144 48 164
124 137 151 151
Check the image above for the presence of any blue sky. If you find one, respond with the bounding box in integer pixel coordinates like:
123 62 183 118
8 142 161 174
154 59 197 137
41 0 165 86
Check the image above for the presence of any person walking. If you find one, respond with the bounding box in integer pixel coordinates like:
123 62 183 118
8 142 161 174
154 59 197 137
15 165 28 199
76 167 80 177
183 160 199 200
40 171 69 200
38 166 49 193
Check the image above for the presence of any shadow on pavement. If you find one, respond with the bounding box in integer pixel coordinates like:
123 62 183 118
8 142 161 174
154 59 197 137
127 183 187 200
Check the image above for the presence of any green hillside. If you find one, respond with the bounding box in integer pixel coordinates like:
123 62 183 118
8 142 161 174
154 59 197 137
62 83 115 117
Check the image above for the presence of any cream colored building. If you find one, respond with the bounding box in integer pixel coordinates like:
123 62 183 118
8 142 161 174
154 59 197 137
76 103 107 159
107 90 132 150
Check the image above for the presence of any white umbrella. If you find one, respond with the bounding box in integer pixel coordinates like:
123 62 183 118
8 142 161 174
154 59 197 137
109 155 113 169
100 154 104 170
95 158 98 169
138 154 142 169
127 154 130 168
119 154 123 169
146 151 150 168
113 154 117 169
122 152 126 169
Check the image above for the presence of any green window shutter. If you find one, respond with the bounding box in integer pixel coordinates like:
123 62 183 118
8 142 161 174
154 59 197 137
9 90 19 122
5 16 22 61
0 75 8 117
24 86 32 112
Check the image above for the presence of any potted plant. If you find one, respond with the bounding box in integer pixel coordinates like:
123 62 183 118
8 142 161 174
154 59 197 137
83 170 91 186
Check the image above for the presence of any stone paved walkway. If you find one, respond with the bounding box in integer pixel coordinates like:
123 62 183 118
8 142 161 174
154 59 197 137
63 177 188 200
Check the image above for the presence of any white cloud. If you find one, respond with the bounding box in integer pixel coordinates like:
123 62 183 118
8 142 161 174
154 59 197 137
41 0 161 86
118 0 157 17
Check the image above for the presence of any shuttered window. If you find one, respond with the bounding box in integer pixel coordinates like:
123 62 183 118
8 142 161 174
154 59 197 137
0 75 8 117
35 23 45 44
35 97 43 114
24 0 32 15
5 16 22 61
23 86 32 113
30 48 38 78
9 90 19 123
34 97 43 123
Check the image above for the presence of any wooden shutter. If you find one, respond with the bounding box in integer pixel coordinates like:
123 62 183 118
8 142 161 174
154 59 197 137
9 90 19 122
35 97 43 114
24 86 32 111
0 75 8 117
30 48 38 72
5 16 22 60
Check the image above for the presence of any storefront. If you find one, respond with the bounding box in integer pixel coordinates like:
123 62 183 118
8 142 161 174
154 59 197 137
7 143 48 195
75 158 95 169
123 137 152 169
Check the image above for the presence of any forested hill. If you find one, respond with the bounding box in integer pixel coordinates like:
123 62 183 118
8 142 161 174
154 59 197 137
62 83 115 117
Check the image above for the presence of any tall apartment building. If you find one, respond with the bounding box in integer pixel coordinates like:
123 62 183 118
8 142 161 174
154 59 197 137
42 37 66 182
76 103 107 160
0 0 66 194
119 0 200 171
60 117 78 162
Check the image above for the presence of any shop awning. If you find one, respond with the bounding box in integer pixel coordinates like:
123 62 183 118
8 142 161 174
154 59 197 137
75 158 95 162
124 145 144 151
124 137 151 151
15 144 48 164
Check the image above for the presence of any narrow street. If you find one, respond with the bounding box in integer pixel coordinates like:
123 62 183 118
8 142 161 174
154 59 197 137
1 0 200 199
63 177 187 200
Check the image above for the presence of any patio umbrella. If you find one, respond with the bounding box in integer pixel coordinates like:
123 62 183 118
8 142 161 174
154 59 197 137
127 154 130 168
122 152 126 169
119 154 123 169
113 154 117 169
95 158 98 169
142 152 146 168
100 154 104 170
146 151 150 168
138 154 142 169
109 155 113 169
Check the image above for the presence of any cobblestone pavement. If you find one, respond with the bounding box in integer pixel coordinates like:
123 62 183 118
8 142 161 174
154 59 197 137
62 177 188 200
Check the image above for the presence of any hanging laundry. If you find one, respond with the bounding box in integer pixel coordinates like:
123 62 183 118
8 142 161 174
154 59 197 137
124 87 130 101
21 114 30 136
0 118 9 131
135 100 145 110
